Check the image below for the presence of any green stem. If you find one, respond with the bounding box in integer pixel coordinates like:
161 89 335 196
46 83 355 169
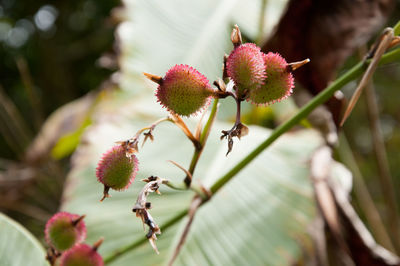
104 209 188 263
165 180 187 190
103 44 400 265
184 98 219 186
165 180 207 200
199 98 219 145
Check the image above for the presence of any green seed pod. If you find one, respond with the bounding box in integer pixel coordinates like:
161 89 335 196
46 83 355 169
155 64 214 116
59 243 104 266
96 145 139 201
248 52 294 105
226 43 266 98
45 212 86 251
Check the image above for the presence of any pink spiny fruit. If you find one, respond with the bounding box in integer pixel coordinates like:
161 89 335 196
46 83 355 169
96 145 138 201
249 52 294 105
226 43 266 98
45 212 86 251
155 64 214 116
59 243 104 266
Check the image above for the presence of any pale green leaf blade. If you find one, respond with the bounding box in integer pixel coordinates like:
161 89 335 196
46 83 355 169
0 213 47 266
172 128 320 266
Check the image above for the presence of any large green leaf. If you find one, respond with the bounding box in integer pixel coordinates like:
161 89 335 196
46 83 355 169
0 212 47 266
173 128 348 265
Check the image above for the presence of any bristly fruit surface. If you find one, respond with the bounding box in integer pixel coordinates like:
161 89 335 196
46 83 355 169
59 244 104 266
156 64 213 116
249 52 294 105
96 145 138 191
226 43 266 98
45 212 86 251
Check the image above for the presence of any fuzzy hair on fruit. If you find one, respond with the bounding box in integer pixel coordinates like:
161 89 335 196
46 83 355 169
96 145 139 191
156 64 213 116
226 43 266 97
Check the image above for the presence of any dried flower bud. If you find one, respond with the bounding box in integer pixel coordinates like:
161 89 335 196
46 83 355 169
96 145 139 201
230 24 242 47
248 52 294 105
59 243 104 266
226 43 266 98
155 64 214 116
45 212 86 251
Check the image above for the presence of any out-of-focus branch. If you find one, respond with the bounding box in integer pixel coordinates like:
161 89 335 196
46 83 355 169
338 134 395 253
16 57 44 129
364 78 400 253
167 196 202 266
0 84 32 157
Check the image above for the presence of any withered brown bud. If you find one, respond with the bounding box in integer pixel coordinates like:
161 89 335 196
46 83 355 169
230 24 242 47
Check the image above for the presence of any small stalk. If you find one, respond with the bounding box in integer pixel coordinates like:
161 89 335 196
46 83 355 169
183 98 219 187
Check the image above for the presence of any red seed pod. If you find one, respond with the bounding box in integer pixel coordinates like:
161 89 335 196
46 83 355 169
45 212 86 251
155 64 214 116
96 145 139 200
226 43 266 97
59 243 104 266
248 52 294 105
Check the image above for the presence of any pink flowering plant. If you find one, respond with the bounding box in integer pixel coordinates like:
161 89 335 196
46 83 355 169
41 20 400 265
42 25 310 265
101 26 308 259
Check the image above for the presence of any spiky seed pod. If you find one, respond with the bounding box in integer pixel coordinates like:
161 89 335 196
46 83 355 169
155 64 214 116
249 52 294 105
45 212 86 251
96 145 139 200
59 244 104 266
226 43 266 98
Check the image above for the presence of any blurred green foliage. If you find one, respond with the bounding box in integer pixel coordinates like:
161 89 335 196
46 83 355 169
0 0 118 159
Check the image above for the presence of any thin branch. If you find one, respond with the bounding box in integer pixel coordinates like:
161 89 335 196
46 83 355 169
338 133 395 252
199 98 219 145
16 56 44 129
168 160 193 184
103 35 400 265
184 99 219 186
135 116 172 143
0 84 32 157
340 28 394 126
104 209 189 263
169 114 201 149
364 76 400 252
117 117 172 156
168 196 202 266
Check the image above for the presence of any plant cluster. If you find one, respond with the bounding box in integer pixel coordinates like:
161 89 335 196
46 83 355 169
44 24 309 263
95 25 307 254
44 212 104 265
41 21 400 264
